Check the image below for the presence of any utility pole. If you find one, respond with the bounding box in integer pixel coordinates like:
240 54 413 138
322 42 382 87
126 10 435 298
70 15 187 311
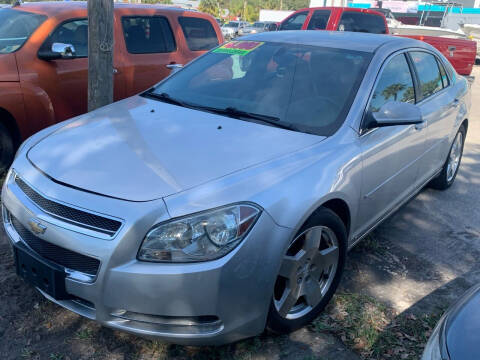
88 0 114 112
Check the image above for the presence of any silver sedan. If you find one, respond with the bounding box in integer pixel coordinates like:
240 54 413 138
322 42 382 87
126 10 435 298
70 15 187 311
2 31 470 345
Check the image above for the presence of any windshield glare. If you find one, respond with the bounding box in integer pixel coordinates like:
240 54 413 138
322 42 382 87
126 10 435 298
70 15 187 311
153 41 371 136
0 9 46 54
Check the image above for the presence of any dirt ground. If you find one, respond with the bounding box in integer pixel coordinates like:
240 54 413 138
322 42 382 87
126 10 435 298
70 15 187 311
1 68 479 360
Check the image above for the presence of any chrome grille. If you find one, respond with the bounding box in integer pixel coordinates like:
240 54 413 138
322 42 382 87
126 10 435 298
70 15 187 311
15 176 121 236
11 215 100 276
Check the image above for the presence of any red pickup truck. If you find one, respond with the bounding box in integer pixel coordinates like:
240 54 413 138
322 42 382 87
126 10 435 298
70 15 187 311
275 7 476 76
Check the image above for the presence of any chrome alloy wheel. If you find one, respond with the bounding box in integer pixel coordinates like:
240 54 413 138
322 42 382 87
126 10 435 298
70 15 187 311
447 131 463 182
273 226 339 320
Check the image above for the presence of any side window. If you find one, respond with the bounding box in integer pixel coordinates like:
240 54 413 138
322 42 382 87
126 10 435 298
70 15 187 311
279 11 308 31
437 58 450 88
369 54 415 113
179 17 219 51
307 10 331 30
122 16 176 54
410 51 443 99
338 12 387 34
40 19 88 57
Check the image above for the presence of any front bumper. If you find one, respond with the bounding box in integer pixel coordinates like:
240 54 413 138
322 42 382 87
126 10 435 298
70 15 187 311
2 160 291 345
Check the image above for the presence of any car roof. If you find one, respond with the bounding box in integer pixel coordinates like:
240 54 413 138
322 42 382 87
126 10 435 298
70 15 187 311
10 1 196 16
241 31 428 53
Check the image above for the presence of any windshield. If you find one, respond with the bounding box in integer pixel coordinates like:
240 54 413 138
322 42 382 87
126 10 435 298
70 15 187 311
224 22 239 28
253 22 264 28
0 9 46 54
151 41 371 136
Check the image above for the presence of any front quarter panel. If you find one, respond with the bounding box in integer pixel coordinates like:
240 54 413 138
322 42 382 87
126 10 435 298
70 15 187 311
164 125 362 244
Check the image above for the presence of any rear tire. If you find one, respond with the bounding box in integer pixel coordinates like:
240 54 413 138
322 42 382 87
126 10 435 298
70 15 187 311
429 125 466 190
266 208 347 334
0 122 14 174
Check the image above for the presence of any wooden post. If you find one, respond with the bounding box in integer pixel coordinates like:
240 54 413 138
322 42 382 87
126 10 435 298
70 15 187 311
88 0 114 112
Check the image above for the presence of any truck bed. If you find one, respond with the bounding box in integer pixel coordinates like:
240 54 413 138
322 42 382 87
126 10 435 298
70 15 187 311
397 35 476 76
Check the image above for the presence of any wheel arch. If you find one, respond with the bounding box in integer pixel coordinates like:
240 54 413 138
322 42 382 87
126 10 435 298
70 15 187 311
0 107 21 147
294 196 352 240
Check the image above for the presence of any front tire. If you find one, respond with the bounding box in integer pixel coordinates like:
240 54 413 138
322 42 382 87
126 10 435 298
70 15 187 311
266 208 347 334
429 125 466 190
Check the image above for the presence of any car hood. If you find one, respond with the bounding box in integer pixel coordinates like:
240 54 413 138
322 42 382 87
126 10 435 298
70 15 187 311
0 53 19 82
27 96 324 202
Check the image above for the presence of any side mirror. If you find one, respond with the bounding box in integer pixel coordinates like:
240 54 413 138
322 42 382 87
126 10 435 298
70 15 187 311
267 23 279 31
366 101 423 128
38 43 77 60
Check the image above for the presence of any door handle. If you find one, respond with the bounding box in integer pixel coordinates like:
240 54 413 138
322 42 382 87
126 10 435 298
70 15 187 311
452 98 460 107
166 63 183 71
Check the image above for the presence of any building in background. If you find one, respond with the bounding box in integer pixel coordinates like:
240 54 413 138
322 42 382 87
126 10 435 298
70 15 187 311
259 9 294 22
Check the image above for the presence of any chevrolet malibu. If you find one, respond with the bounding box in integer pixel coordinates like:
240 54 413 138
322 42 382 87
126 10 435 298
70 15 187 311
2 31 470 345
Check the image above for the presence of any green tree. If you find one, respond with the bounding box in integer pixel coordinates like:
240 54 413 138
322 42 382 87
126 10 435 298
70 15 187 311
199 0 220 17
381 83 406 102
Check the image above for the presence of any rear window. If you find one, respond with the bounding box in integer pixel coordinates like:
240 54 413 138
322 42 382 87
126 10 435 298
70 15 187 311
307 10 331 30
338 11 387 34
122 16 176 54
179 17 219 51
0 8 46 54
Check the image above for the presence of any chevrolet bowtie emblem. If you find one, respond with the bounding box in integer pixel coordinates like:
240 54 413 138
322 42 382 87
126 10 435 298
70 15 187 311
28 218 47 235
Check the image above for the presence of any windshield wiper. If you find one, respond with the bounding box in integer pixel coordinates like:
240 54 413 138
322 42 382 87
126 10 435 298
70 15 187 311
201 106 298 132
142 91 189 108
142 93 298 132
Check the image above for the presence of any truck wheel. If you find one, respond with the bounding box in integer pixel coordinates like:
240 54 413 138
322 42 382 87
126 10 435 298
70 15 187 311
267 208 347 334
429 125 466 190
0 122 14 174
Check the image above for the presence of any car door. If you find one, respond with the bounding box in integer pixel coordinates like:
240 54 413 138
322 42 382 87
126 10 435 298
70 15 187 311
33 18 125 123
306 9 332 30
279 11 310 31
357 52 427 235
408 51 458 182
117 14 180 97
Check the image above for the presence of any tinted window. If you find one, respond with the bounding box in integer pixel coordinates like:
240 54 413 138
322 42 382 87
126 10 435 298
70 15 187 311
40 19 88 57
179 17 218 51
437 59 450 88
410 52 443 99
280 11 308 31
152 41 371 136
369 54 415 113
0 9 46 54
307 10 331 30
338 12 387 34
122 16 175 54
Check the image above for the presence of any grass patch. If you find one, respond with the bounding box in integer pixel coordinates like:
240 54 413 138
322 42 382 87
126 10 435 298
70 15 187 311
313 293 444 360
75 327 94 340
354 234 387 254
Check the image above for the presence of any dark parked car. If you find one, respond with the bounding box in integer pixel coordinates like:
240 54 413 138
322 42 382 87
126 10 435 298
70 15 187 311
422 283 480 359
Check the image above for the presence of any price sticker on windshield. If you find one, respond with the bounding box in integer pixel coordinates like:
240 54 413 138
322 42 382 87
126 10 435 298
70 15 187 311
213 41 264 56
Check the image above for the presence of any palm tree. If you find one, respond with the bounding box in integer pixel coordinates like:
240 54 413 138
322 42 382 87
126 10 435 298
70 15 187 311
381 83 406 102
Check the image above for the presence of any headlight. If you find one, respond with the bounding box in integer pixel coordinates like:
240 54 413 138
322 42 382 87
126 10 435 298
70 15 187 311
421 315 448 360
138 203 261 262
